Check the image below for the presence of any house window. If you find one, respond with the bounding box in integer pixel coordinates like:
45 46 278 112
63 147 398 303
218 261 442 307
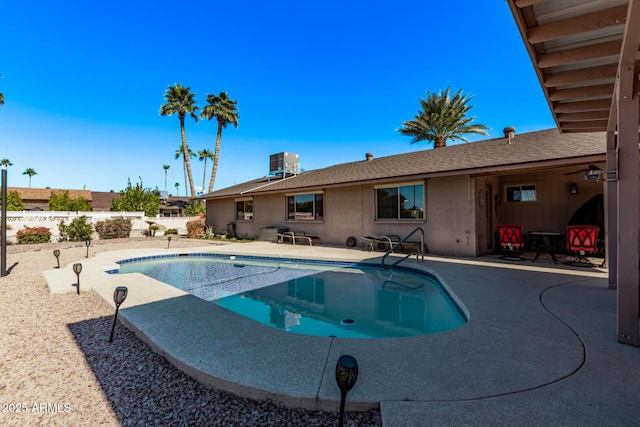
287 193 323 221
235 199 253 220
506 184 537 202
376 183 424 220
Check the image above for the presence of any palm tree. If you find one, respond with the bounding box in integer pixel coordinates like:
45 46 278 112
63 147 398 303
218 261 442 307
398 87 489 148
174 182 180 196
175 146 195 197
200 92 239 192
0 159 12 167
162 164 170 194
198 148 214 193
22 168 37 187
160 84 199 197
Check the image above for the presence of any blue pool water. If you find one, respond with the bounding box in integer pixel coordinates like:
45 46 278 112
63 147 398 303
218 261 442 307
116 254 467 338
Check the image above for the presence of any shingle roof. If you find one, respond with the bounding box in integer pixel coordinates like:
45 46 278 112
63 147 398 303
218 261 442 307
203 129 606 199
8 187 93 201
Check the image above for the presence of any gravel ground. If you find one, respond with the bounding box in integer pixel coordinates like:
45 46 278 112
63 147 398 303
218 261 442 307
0 238 382 426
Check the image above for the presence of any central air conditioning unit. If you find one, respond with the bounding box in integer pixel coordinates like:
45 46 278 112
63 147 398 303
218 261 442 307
269 152 300 177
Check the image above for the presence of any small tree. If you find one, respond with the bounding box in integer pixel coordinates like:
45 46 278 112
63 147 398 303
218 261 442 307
0 190 24 210
58 216 93 241
49 191 91 211
111 179 162 217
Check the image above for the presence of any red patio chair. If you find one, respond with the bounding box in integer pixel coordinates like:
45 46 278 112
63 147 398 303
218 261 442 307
565 225 600 267
497 224 526 260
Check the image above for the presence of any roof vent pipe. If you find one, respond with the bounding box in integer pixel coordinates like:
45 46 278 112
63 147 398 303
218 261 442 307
365 152 373 161
503 126 516 144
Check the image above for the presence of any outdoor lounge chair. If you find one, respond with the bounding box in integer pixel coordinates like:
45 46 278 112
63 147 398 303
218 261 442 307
276 231 320 246
497 224 526 260
565 225 601 267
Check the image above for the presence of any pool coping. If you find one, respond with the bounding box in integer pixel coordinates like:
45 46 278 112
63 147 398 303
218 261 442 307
43 242 613 413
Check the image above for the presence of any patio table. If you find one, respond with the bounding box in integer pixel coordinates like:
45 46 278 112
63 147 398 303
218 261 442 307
529 231 563 264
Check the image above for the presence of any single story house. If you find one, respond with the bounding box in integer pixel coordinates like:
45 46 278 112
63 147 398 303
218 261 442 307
202 128 606 257
159 196 191 217
7 187 93 211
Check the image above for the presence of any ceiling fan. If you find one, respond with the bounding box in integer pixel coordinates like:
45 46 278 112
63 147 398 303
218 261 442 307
564 164 603 178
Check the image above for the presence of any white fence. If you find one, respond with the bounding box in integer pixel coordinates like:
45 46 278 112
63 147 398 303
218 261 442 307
1 211 199 243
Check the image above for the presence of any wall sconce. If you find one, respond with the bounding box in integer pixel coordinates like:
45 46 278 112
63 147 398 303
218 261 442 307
335 355 358 427
109 286 129 343
72 263 82 295
53 249 61 269
569 183 578 195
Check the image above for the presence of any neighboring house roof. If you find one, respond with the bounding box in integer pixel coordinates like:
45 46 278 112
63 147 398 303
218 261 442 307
91 191 120 211
160 196 190 211
8 187 93 202
203 129 606 199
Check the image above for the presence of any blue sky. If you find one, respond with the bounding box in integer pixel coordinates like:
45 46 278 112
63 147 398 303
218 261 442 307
0 1 554 194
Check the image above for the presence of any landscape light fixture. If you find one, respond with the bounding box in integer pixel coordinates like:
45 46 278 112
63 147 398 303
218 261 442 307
167 236 172 249
85 240 91 258
53 249 61 268
109 286 128 343
335 355 359 427
72 263 82 295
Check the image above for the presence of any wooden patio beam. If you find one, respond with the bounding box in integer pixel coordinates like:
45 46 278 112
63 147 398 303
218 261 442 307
549 84 614 101
557 111 610 122
544 63 618 87
554 99 612 113
528 5 628 44
538 40 622 68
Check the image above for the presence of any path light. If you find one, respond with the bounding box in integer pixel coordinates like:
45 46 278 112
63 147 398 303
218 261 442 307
109 286 128 343
53 249 61 268
167 236 172 249
85 240 91 258
335 355 359 427
72 263 82 295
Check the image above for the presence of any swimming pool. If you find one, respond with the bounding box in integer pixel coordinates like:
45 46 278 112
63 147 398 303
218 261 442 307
116 254 467 338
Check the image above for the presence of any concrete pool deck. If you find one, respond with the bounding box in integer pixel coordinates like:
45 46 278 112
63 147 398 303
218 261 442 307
43 242 639 426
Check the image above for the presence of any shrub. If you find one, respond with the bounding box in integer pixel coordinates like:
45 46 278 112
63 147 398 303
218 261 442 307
185 200 205 217
59 216 93 241
16 226 51 244
186 218 205 238
95 218 132 239
203 225 216 239
165 228 178 235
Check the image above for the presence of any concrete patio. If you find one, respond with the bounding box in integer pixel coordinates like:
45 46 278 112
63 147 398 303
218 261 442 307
43 242 639 426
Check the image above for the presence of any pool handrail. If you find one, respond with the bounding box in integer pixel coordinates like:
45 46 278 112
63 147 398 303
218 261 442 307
381 227 427 269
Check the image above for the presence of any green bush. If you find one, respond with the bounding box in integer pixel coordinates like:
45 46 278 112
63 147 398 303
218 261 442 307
49 191 91 211
185 200 205 217
165 228 178 235
16 226 51 244
58 216 93 242
95 218 132 239
186 218 205 238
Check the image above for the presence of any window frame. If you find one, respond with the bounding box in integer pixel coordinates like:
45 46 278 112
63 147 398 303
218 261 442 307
234 197 254 221
285 191 324 222
375 181 425 221
504 184 537 203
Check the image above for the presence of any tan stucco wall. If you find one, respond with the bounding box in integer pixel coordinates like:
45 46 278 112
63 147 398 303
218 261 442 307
205 176 480 257
496 167 603 235
205 166 607 257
